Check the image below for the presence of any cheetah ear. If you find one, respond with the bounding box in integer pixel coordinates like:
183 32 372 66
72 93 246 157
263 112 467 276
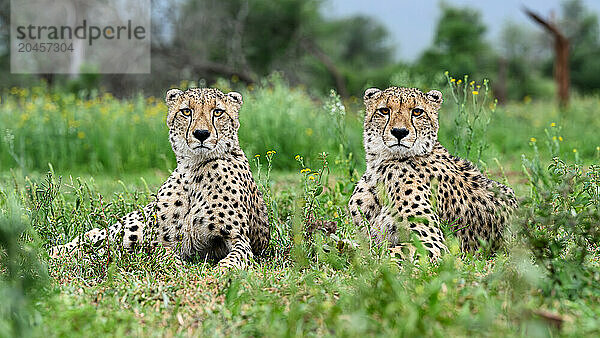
363 88 382 103
165 88 183 107
227 91 243 107
426 90 443 108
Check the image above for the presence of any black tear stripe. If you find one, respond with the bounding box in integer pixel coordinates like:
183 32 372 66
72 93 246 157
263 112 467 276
185 114 193 148
410 116 419 141
211 116 219 141
381 114 391 142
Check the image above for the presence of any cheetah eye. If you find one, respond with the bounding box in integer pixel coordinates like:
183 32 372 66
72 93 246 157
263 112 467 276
412 108 425 117
377 107 391 115
179 108 192 117
213 108 226 117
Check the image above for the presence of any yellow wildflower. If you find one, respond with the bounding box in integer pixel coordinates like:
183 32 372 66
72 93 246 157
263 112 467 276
530 137 536 142
43 102 56 111
558 136 563 142
457 79 462 84
469 81 475 86
472 91 479 95
308 176 315 180
254 154 260 158
300 168 311 174
572 148 577 153
295 155 301 161
77 131 86 139
550 122 556 127
67 119 80 128
450 78 456 83
20 113 30 123
553 136 557 141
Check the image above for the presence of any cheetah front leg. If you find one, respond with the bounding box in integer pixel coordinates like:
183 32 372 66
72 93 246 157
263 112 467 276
49 204 153 259
373 205 447 262
49 218 126 258
379 175 448 261
348 176 382 231
217 235 253 270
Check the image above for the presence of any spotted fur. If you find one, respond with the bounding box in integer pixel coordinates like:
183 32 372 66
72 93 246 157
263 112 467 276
348 86 517 260
50 88 270 269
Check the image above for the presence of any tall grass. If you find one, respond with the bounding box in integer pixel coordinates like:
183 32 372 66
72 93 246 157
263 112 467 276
232 75 363 170
1 76 599 175
0 77 362 174
0 192 48 337
0 85 170 174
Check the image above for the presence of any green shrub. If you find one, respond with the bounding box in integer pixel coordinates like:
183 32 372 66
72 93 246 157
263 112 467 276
520 126 600 298
235 75 362 170
0 191 48 337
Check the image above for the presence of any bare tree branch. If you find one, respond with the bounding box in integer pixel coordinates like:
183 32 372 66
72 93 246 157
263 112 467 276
523 7 570 108
154 47 257 84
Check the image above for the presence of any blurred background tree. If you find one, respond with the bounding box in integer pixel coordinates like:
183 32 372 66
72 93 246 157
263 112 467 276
560 0 600 93
0 0 599 100
497 22 554 101
416 5 494 80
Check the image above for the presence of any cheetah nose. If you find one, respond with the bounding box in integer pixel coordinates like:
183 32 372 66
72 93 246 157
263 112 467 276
193 129 210 142
391 128 409 141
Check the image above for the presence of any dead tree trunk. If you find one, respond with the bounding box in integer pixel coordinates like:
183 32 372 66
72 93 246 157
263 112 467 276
524 7 570 108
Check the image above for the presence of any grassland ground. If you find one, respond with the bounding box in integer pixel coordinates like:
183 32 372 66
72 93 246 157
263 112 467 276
2 156 599 336
1 78 599 336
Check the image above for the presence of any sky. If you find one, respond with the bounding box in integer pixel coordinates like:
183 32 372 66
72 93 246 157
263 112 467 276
324 0 600 61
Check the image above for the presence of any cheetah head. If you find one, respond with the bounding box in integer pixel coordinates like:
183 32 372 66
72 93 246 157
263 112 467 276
165 87 243 161
362 86 442 161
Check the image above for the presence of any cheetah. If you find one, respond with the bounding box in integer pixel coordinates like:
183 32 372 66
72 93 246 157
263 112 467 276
50 88 270 269
348 86 517 260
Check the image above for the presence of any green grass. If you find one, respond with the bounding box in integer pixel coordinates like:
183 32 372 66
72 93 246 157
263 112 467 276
2 161 599 337
2 76 598 175
1 78 599 336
